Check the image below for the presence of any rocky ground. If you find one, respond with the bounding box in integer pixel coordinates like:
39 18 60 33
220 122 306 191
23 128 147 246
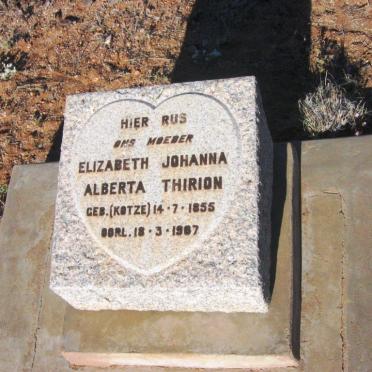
0 0 371 214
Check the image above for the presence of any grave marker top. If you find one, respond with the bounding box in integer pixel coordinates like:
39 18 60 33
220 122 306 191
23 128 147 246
50 76 273 313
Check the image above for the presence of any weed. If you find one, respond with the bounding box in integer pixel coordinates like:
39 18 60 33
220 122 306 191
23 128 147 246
0 183 7 218
0 61 16 80
0 184 7 195
299 75 368 136
0 38 10 53
0 50 27 80
300 33 370 137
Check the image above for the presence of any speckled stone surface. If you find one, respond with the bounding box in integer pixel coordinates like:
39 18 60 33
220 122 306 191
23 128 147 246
50 77 273 312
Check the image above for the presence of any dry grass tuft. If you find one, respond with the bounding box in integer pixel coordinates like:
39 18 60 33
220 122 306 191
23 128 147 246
299 76 368 136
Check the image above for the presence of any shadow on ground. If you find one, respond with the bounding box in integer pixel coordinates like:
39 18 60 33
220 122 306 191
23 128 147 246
171 0 312 140
47 0 312 164
46 120 63 162
310 33 372 136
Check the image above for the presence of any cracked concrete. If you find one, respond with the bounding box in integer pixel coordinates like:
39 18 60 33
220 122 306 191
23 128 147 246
30 228 53 371
0 163 60 371
301 193 344 370
301 135 372 371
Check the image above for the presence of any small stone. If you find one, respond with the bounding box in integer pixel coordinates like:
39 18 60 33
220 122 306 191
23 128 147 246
208 48 222 59
104 35 112 46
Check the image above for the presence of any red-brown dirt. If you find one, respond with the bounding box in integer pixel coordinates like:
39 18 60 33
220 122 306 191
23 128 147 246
0 0 370 202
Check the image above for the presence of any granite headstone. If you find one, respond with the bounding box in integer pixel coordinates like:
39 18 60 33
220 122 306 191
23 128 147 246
50 77 273 312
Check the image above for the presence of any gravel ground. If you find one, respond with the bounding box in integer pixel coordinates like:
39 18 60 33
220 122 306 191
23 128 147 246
0 0 370 215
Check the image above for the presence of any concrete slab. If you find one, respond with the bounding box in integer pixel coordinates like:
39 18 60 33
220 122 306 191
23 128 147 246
0 164 61 371
60 144 297 367
0 163 83 372
0 143 299 371
301 135 372 372
0 135 371 371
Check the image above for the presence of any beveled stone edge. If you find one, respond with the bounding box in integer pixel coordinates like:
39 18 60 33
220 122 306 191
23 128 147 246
62 351 299 369
51 285 268 312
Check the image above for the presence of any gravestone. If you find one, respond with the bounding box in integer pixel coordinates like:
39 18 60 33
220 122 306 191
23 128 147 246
50 77 273 312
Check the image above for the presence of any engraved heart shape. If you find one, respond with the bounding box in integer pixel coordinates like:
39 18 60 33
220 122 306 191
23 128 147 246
70 93 241 275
